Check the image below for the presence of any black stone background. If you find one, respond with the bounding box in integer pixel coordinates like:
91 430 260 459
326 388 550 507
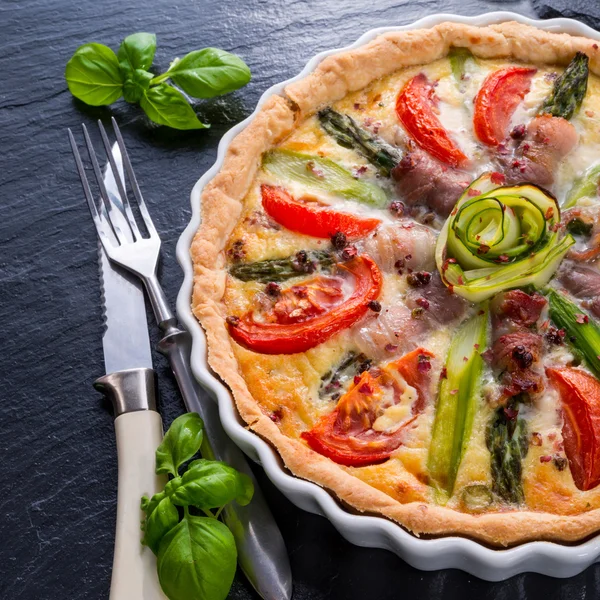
2 0 600 598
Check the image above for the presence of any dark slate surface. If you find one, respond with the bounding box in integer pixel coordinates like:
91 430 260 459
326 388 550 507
1 1 600 598
532 0 600 30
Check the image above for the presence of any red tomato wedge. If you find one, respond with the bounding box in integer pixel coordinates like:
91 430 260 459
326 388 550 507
396 73 468 167
546 367 600 491
301 348 435 466
473 66 537 146
261 185 380 239
391 348 435 414
266 277 344 325
228 255 382 355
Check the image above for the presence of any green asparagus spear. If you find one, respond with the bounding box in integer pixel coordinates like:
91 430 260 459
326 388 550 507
546 288 600 378
539 51 589 120
448 47 474 85
229 250 335 283
262 148 388 207
563 162 600 208
486 403 528 505
319 352 371 400
428 306 489 500
317 108 402 177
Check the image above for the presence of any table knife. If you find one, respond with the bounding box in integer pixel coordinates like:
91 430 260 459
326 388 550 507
92 153 167 600
104 136 293 600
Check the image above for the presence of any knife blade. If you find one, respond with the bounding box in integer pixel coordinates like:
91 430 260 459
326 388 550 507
93 143 167 600
98 144 152 373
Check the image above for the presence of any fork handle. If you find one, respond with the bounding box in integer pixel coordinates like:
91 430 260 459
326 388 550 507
144 273 176 328
94 369 168 600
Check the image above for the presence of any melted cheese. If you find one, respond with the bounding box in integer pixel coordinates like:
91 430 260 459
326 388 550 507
372 385 416 432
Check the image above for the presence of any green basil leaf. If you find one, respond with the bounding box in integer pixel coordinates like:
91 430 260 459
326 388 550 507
65 43 123 106
168 459 254 509
140 84 208 130
166 48 251 99
123 68 154 103
157 515 236 600
118 32 156 74
142 496 180 555
141 490 166 517
164 476 183 497
155 413 204 477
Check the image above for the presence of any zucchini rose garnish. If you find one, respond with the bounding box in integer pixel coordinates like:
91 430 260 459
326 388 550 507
435 173 575 302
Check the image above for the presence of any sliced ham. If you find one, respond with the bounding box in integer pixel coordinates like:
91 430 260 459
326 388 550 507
406 271 468 326
489 290 547 403
353 304 425 362
500 115 578 188
493 332 543 372
358 221 436 273
490 289 546 336
558 261 600 317
353 271 467 362
492 331 545 399
391 145 471 217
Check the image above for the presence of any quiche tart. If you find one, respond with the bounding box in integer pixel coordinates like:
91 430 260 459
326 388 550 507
191 21 600 547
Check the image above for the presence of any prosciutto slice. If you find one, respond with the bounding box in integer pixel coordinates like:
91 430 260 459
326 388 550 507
358 221 436 273
500 115 578 188
391 146 470 217
406 271 468 326
558 261 600 318
354 272 467 360
490 290 547 402
353 303 425 361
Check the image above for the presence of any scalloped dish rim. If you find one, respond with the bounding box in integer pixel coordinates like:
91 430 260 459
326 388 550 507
176 11 600 581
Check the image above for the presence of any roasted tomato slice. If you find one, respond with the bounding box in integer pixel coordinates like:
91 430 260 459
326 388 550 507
473 66 537 146
228 255 382 354
265 277 344 324
261 185 380 239
301 348 435 466
390 348 435 414
396 73 468 168
546 367 600 491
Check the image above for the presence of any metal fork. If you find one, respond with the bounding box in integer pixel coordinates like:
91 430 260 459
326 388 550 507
68 118 292 600
69 120 172 328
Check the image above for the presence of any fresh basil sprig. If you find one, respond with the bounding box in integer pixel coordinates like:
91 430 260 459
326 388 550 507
65 33 251 130
155 411 204 477
64 43 124 106
141 413 254 600
158 516 236 600
152 48 252 99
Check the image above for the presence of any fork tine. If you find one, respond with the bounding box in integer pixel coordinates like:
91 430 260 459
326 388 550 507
111 117 158 237
68 129 113 250
81 123 127 246
97 120 142 241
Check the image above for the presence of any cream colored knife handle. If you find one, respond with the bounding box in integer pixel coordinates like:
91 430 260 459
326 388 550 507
111 410 167 600
94 369 168 600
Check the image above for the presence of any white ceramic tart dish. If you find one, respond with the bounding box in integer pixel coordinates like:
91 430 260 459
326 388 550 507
177 12 600 580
